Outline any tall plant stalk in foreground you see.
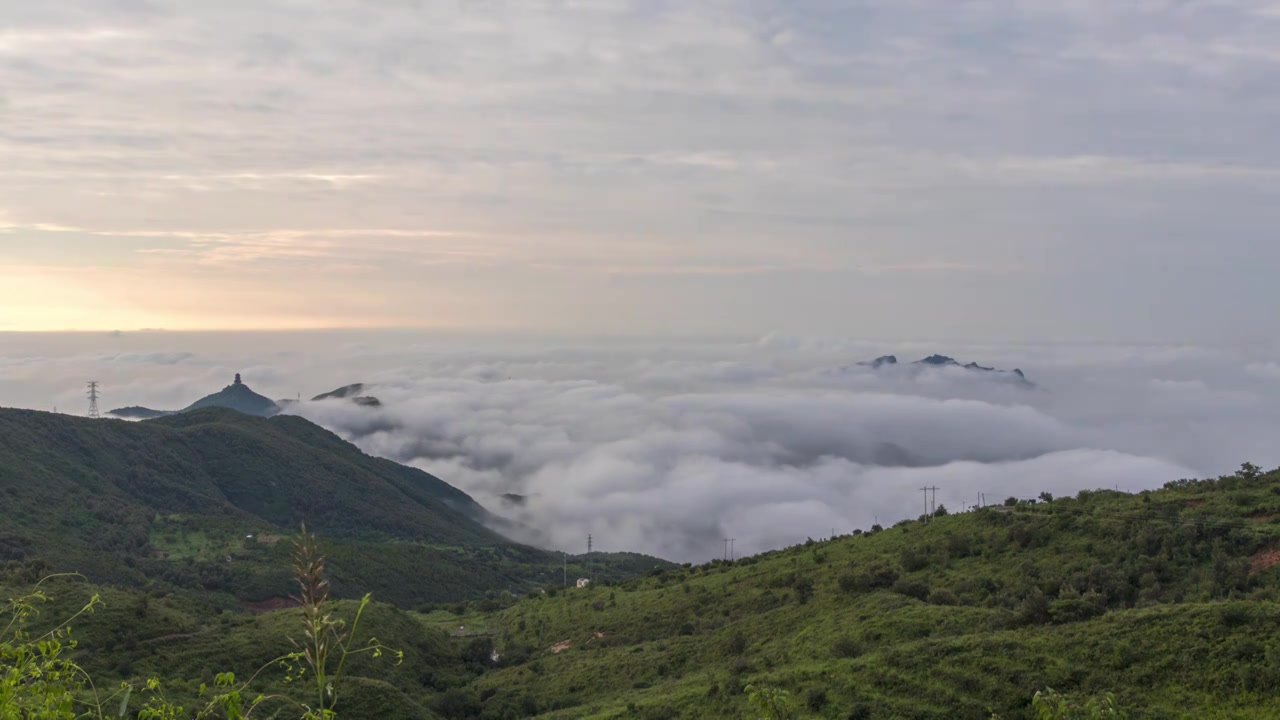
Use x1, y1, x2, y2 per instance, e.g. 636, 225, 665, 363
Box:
136, 525, 401, 719
289, 524, 400, 720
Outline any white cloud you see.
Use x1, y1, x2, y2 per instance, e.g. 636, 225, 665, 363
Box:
8, 332, 1280, 560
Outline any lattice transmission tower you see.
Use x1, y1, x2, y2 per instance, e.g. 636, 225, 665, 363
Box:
87, 381, 101, 419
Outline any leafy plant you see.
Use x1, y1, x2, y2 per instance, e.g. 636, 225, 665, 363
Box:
745, 684, 796, 720
0, 574, 106, 720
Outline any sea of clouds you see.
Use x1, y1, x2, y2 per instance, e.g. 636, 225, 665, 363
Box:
5, 331, 1280, 562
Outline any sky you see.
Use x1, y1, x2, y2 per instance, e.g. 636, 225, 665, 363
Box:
2, 0, 1279, 340
4, 330, 1280, 561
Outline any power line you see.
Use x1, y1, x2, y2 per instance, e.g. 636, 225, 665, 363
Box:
87, 381, 101, 419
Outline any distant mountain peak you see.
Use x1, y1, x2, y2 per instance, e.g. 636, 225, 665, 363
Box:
182, 376, 280, 417
845, 353, 1035, 386
858, 355, 899, 369
111, 377, 381, 420
312, 383, 382, 407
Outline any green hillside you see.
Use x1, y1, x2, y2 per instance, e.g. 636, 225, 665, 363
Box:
439, 464, 1280, 719
0, 408, 670, 606
7, 463, 1280, 719
7, 405, 1280, 718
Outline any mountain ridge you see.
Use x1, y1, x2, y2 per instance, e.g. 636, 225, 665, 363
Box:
0, 407, 672, 604
849, 353, 1035, 385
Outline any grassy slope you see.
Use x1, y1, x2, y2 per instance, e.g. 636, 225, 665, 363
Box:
5, 466, 1280, 719
0, 408, 671, 605
448, 467, 1280, 719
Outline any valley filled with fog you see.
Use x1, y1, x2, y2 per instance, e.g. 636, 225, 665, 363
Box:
6, 330, 1280, 562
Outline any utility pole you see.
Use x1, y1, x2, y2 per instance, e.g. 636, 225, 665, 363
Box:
723, 538, 731, 562
920, 486, 930, 522
730, 538, 736, 562
928, 486, 940, 518
87, 382, 101, 419
587, 534, 594, 583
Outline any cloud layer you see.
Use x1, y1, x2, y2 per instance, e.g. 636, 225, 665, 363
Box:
5, 331, 1279, 561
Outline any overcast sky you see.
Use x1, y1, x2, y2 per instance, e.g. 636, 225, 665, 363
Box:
2, 0, 1278, 339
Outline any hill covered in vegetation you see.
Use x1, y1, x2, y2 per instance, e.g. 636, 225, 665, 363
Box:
441, 463, 1280, 718
7, 464, 1280, 718
0, 407, 670, 606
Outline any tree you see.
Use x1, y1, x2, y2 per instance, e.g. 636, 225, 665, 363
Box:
1237, 462, 1262, 480
746, 685, 796, 720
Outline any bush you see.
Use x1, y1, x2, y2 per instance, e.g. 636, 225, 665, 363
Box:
805, 687, 829, 711
1016, 589, 1052, 626
900, 547, 929, 572
839, 572, 859, 594
845, 562, 899, 593
892, 578, 930, 601
431, 688, 482, 718
726, 632, 748, 656
832, 636, 862, 659
946, 533, 974, 559
928, 588, 959, 606
793, 576, 815, 604
1048, 586, 1106, 624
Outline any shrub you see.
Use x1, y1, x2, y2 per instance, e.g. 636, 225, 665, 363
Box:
832, 636, 862, 659
1048, 586, 1106, 624
892, 578, 930, 601
900, 547, 929, 572
793, 576, 815, 605
845, 562, 899, 593
1016, 588, 1052, 626
805, 687, 829, 711
928, 588, 959, 606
